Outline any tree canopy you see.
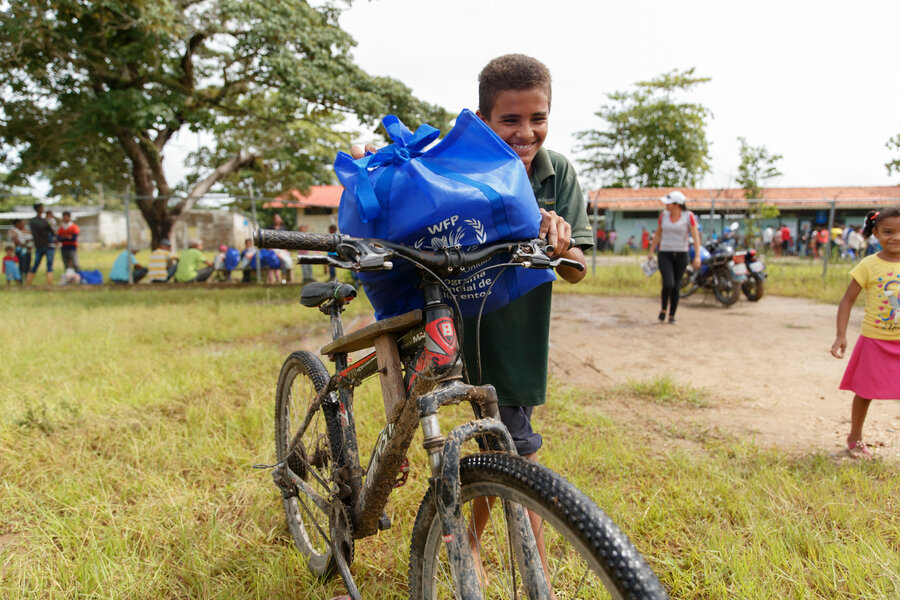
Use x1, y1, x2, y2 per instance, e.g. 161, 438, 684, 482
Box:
736, 137, 783, 200
574, 68, 712, 189
887, 133, 900, 179
0, 0, 451, 245
736, 137, 782, 244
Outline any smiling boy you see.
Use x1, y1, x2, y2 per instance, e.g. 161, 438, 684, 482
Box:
465, 54, 593, 458
351, 54, 593, 459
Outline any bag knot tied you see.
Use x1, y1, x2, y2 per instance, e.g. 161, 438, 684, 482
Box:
351, 115, 441, 222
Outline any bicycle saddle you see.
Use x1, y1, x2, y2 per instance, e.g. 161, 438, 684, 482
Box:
300, 281, 357, 307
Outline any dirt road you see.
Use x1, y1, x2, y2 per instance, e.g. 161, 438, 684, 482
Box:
549, 293, 900, 461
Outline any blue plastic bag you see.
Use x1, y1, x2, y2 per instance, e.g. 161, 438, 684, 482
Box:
77, 269, 103, 285
224, 248, 240, 270
258, 248, 281, 269
335, 110, 554, 320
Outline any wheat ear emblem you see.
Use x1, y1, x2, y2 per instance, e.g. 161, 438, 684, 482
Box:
465, 218, 486, 244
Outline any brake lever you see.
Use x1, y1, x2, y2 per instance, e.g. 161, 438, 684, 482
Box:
550, 257, 585, 272
513, 240, 583, 271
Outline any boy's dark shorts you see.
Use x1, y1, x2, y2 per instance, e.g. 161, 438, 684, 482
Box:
479, 405, 542, 456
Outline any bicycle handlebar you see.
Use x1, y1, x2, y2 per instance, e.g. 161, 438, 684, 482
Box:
252, 229, 584, 273
255, 229, 342, 252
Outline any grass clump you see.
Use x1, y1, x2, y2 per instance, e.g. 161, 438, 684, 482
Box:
623, 375, 710, 408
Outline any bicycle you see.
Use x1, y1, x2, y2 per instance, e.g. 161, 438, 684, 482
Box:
255, 228, 668, 600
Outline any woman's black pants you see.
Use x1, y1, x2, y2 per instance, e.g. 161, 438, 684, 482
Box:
658, 250, 688, 316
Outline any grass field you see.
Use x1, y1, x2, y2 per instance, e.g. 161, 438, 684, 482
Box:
1, 256, 896, 599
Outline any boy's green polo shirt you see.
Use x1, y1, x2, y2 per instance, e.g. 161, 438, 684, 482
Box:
462, 148, 593, 406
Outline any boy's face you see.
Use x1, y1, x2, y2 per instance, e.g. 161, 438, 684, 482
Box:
478, 87, 549, 176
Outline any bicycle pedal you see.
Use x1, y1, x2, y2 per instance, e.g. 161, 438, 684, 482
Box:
377, 512, 392, 531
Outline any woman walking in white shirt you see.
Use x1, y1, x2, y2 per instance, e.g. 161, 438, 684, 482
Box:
647, 191, 702, 324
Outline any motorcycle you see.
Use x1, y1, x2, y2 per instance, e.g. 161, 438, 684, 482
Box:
734, 248, 766, 301
680, 241, 747, 306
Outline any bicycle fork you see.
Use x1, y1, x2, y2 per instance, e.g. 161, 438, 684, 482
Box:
416, 381, 553, 600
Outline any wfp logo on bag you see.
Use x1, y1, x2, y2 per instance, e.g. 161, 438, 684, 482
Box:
414, 216, 487, 249
334, 110, 554, 321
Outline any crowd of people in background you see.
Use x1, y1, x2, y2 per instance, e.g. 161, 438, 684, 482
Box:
4, 200, 886, 288
4, 203, 83, 286
761, 222, 881, 260
4, 204, 340, 286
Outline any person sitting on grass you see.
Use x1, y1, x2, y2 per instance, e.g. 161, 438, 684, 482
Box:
236, 238, 258, 283
110, 248, 147, 284
213, 244, 230, 282
147, 238, 178, 283
174, 239, 213, 283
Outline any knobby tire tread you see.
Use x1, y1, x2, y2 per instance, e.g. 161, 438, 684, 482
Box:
408, 452, 668, 600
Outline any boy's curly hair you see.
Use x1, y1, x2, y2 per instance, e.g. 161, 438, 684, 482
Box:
863, 206, 900, 238
478, 54, 552, 119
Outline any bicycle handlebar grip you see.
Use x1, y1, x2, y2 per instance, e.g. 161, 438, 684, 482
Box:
253, 229, 340, 251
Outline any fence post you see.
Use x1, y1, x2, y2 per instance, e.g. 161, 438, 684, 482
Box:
124, 185, 133, 284
591, 190, 598, 276
249, 187, 262, 283
823, 196, 836, 279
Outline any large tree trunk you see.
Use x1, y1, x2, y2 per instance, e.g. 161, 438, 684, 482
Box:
119, 129, 258, 249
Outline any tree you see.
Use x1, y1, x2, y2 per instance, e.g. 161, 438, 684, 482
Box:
735, 137, 782, 245
0, 0, 450, 247
887, 133, 900, 178
0, 172, 38, 211
574, 68, 712, 188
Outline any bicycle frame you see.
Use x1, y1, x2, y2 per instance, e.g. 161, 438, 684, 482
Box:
274, 277, 550, 600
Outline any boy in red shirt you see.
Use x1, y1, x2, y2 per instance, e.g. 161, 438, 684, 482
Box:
57, 211, 80, 270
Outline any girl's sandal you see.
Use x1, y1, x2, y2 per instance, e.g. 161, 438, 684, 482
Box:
846, 437, 873, 460
658, 311, 666, 323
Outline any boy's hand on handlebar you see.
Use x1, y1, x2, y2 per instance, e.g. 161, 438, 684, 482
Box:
539, 209, 571, 258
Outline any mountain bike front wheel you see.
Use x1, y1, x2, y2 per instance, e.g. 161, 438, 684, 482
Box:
408, 452, 668, 600
275, 350, 342, 578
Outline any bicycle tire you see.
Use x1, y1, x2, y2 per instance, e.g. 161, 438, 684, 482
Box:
408, 453, 668, 600
275, 350, 341, 578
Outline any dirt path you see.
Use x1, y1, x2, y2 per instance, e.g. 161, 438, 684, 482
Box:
549, 293, 900, 461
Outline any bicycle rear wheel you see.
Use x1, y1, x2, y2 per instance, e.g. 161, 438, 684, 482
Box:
275, 350, 340, 578
408, 453, 668, 600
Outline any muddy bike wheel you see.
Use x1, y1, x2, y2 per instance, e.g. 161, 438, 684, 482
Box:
275, 351, 341, 578
408, 453, 668, 600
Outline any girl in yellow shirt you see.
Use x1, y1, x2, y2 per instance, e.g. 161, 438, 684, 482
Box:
831, 207, 900, 459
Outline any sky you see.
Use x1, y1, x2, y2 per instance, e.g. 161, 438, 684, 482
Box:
335, 0, 900, 190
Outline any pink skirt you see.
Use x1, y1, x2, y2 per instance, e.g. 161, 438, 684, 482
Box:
840, 336, 900, 400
